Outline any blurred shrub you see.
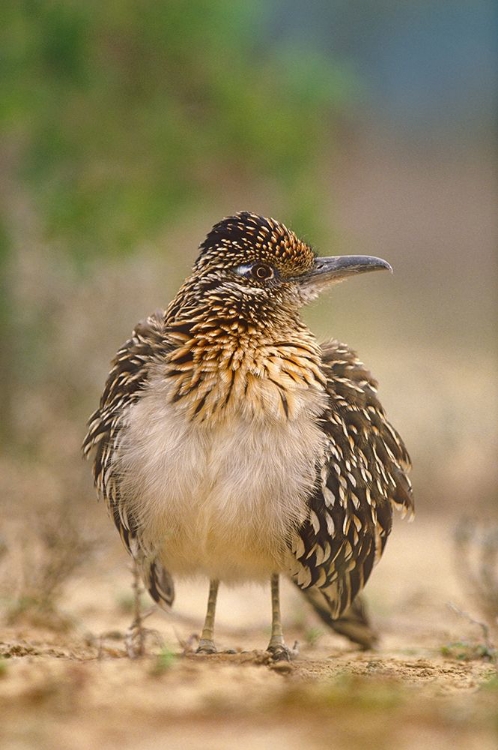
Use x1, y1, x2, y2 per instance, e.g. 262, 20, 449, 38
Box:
0, 0, 348, 260
454, 519, 498, 630
5, 499, 99, 631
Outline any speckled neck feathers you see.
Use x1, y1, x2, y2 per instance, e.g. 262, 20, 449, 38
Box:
161, 309, 327, 424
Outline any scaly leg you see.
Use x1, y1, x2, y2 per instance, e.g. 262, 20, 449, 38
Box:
125, 558, 155, 658
196, 579, 219, 654
267, 573, 289, 660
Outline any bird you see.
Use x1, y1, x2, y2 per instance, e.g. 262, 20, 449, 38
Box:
83, 212, 413, 660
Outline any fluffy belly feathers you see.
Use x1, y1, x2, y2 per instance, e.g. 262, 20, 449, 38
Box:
116, 382, 326, 581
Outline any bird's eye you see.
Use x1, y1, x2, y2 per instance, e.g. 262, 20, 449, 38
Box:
252, 263, 274, 281
233, 262, 276, 282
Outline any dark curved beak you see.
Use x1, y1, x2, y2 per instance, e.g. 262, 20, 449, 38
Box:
297, 254, 392, 296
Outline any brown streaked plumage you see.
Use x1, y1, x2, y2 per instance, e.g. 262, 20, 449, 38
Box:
83, 212, 413, 659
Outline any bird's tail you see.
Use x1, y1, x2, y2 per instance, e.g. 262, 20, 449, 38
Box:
139, 557, 175, 610
295, 584, 378, 649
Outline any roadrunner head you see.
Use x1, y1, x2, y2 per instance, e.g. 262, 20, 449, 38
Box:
195, 212, 391, 305
166, 212, 391, 326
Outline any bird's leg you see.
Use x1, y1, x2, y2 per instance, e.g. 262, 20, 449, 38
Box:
125, 558, 150, 658
267, 573, 289, 660
196, 578, 219, 654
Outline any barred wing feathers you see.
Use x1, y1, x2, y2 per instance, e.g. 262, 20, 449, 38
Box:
82, 312, 175, 609
291, 340, 413, 619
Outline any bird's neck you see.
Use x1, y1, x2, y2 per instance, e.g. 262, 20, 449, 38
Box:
162, 304, 327, 424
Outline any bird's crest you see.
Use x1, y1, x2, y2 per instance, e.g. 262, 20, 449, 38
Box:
195, 212, 315, 277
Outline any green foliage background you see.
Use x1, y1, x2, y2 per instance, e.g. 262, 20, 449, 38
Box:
1, 0, 348, 259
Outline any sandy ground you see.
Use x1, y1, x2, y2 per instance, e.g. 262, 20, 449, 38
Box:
1, 518, 497, 750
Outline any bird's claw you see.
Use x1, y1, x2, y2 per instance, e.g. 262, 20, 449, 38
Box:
195, 638, 217, 654
267, 640, 299, 662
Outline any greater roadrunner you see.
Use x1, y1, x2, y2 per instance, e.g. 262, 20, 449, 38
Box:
83, 212, 413, 659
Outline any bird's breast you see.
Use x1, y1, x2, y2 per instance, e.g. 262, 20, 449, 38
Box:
163, 334, 327, 423
116, 370, 327, 581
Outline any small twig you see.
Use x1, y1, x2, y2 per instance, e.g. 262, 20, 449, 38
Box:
97, 634, 105, 661
291, 640, 300, 657
453, 519, 498, 626
447, 602, 495, 654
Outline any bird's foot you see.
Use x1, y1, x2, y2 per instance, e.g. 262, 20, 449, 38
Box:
196, 638, 217, 654
195, 640, 238, 655
266, 640, 299, 662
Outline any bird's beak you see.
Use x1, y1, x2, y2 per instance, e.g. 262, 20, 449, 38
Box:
297, 255, 392, 299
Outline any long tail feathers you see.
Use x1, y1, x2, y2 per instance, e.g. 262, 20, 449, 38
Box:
296, 584, 378, 649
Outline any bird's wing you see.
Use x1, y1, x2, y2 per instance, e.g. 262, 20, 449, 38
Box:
82, 311, 175, 608
290, 339, 413, 619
